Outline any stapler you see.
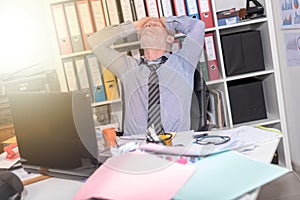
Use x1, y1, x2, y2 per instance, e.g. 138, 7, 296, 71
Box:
246, 0, 265, 19
4, 143, 20, 160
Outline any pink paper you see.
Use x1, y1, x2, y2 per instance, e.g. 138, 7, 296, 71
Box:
73, 152, 195, 200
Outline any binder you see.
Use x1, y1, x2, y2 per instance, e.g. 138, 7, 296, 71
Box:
144, 0, 160, 17
62, 59, 78, 91
130, 0, 138, 21
51, 4, 73, 55
133, 0, 147, 20
197, 0, 214, 28
216, 88, 227, 127
172, 0, 187, 16
207, 92, 217, 128
74, 57, 90, 89
211, 89, 223, 128
199, 49, 209, 82
64, 2, 85, 52
185, 0, 200, 19
103, 0, 123, 25
204, 33, 220, 80
76, 0, 95, 50
157, 0, 174, 17
120, 0, 135, 21
89, 0, 107, 31
100, 65, 120, 100
86, 55, 107, 102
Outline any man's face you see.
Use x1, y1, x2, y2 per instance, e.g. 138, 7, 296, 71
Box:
139, 18, 171, 51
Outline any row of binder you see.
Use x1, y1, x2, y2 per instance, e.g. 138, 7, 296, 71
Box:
62, 54, 120, 103
207, 88, 227, 129
174, 32, 220, 81
51, 0, 215, 55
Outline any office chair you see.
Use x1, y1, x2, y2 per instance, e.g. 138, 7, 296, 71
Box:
190, 62, 211, 131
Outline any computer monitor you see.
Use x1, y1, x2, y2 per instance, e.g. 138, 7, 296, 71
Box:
8, 91, 99, 180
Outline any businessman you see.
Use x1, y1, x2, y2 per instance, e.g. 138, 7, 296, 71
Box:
87, 15, 205, 135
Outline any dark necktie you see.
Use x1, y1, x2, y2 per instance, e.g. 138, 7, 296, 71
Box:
147, 63, 163, 134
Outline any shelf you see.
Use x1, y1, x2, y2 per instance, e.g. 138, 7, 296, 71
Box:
217, 17, 268, 30
206, 78, 224, 85
91, 99, 122, 107
225, 70, 274, 81
233, 118, 281, 128
60, 50, 92, 59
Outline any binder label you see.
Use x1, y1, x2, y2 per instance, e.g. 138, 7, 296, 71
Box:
205, 35, 216, 60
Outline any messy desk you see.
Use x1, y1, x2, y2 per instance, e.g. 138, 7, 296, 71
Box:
2, 126, 289, 200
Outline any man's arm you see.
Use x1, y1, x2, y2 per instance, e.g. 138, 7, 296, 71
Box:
165, 15, 205, 67
87, 22, 137, 77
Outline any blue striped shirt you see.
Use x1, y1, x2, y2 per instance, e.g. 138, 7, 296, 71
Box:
88, 16, 205, 135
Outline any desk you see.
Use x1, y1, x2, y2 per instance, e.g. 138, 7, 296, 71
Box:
21, 138, 281, 200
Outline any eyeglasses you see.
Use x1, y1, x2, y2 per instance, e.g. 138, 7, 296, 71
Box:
195, 135, 230, 145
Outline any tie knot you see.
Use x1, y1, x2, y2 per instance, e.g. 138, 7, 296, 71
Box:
148, 64, 159, 71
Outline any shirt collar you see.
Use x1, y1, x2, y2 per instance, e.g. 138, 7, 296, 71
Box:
139, 52, 171, 66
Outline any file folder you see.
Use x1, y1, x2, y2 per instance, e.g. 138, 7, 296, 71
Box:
199, 49, 209, 81
204, 32, 220, 80
90, 0, 107, 31
76, 0, 95, 50
197, 0, 214, 28
174, 151, 288, 200
103, 0, 123, 25
120, 0, 135, 21
172, 0, 187, 16
51, 4, 73, 55
144, 0, 160, 17
74, 57, 90, 89
211, 88, 223, 128
185, 0, 200, 19
73, 152, 195, 200
133, 0, 147, 20
86, 55, 107, 102
157, 0, 174, 17
100, 65, 120, 101
64, 2, 85, 52
62, 59, 78, 91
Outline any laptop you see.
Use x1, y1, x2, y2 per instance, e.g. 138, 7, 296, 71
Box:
8, 91, 100, 180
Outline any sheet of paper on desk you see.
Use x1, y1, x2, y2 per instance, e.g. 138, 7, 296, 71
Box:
215, 126, 282, 151
173, 151, 289, 200
140, 126, 282, 157
73, 152, 195, 200
0, 151, 20, 169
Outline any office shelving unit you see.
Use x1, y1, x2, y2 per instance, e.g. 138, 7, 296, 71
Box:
208, 0, 291, 169
48, 0, 292, 169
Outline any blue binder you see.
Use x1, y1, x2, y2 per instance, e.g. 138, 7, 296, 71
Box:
185, 0, 200, 19
86, 54, 107, 102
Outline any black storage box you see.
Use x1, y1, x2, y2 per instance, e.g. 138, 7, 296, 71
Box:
228, 78, 267, 124
221, 30, 265, 76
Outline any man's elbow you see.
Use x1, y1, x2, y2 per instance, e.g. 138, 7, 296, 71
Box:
87, 32, 101, 51
195, 19, 205, 33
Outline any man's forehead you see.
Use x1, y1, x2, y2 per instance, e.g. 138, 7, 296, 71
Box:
146, 18, 162, 24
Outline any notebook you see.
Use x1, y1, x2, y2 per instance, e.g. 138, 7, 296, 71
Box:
8, 91, 99, 180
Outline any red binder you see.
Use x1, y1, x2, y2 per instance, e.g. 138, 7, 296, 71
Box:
197, 0, 214, 28
51, 4, 73, 55
76, 0, 95, 50
204, 32, 220, 80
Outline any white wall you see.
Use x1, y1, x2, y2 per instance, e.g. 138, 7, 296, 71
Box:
272, 1, 300, 171
0, 0, 67, 90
